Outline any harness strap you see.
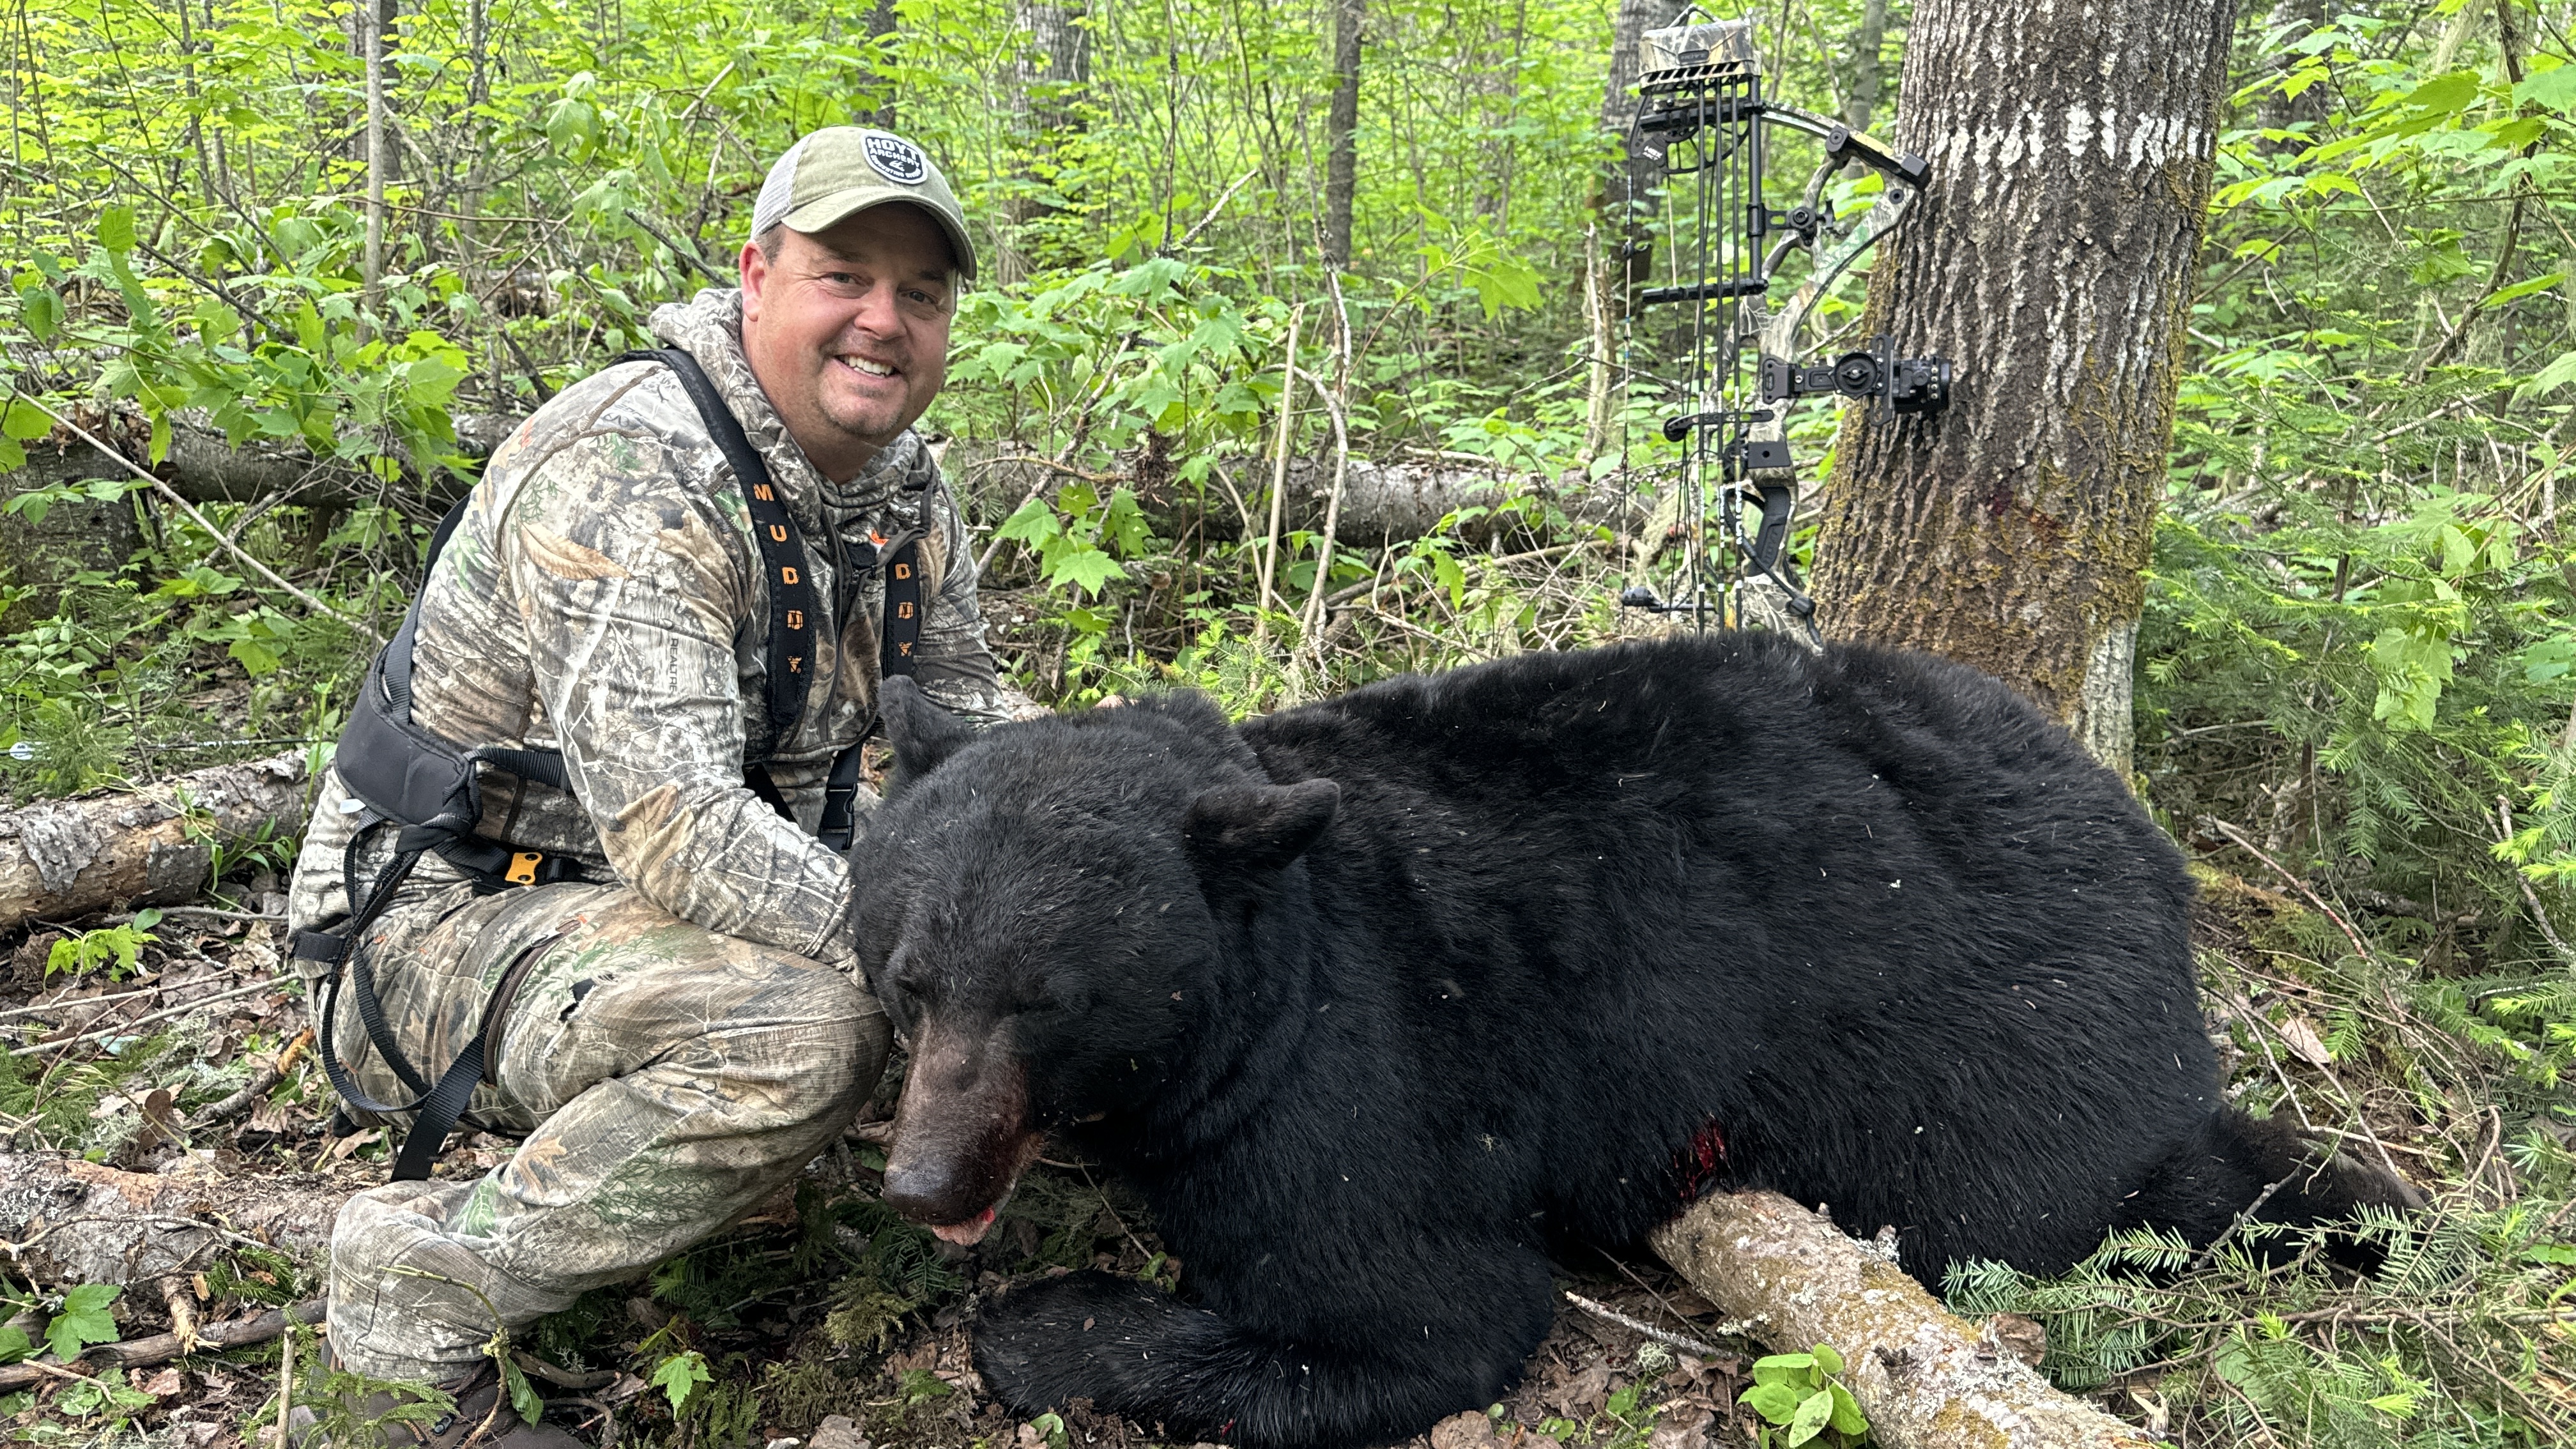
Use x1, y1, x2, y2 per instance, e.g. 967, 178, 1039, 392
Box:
625, 347, 818, 744
381, 932, 558, 1183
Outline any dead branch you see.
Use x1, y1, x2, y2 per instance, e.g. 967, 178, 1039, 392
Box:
0, 749, 311, 932
1653, 1191, 2158, 1449
0, 1297, 325, 1392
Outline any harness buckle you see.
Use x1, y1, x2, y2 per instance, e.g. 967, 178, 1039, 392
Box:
506, 851, 544, 887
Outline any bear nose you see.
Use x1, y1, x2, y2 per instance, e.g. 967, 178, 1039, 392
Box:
880, 1149, 966, 1220
879, 1018, 1033, 1227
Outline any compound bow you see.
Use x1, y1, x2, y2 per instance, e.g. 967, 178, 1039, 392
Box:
1611, 14, 1952, 638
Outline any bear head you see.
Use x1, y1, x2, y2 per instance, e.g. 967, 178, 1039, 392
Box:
848, 677, 1338, 1245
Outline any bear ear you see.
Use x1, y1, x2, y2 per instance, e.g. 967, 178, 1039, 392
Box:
1183, 778, 1340, 875
880, 675, 974, 797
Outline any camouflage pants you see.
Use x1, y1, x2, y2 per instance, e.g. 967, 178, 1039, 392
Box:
322, 880, 889, 1383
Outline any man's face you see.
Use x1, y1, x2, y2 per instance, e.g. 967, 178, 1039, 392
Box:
739, 204, 955, 482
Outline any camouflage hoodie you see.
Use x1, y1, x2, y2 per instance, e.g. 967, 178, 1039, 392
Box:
286, 288, 1015, 972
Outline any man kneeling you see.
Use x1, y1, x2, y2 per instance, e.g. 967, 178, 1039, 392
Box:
284, 125, 1021, 1446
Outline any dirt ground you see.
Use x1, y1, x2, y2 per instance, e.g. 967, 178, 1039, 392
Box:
0, 910, 1771, 1449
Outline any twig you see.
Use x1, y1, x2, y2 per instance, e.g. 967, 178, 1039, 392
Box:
194, 1026, 314, 1128
1560, 1290, 1752, 1357
1170, 170, 1259, 252
0, 977, 176, 1022
1, 392, 379, 642
2187, 1169, 2297, 1272
1254, 308, 1302, 641
624, 209, 727, 284
8, 976, 291, 1057
0, 1300, 325, 1393
1290, 360, 1353, 661
2494, 796, 2576, 963
277, 1312, 295, 1449
2203, 818, 2375, 966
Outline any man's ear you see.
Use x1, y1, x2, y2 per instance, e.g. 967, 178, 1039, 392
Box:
1183, 779, 1340, 876
880, 675, 974, 797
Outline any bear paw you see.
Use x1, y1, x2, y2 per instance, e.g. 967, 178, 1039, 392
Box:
973, 1271, 1203, 1425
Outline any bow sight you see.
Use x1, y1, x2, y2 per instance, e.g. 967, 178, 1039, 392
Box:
1613, 15, 1952, 634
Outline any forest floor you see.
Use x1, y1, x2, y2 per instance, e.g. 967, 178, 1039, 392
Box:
0, 866, 2564, 1448
0, 903, 1766, 1449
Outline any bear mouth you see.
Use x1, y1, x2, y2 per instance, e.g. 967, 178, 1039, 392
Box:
928, 1202, 1002, 1246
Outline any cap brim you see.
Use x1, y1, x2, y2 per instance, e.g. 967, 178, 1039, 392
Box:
782, 187, 978, 282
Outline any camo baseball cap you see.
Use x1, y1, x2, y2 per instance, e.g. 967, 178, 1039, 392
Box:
749, 126, 977, 281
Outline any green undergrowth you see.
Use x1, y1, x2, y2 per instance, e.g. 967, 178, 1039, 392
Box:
1929, 870, 2576, 1447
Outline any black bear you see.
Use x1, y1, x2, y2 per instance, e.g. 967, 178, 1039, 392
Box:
846, 634, 2412, 1449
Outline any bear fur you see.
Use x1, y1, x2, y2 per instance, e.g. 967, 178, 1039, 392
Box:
847, 634, 2413, 1449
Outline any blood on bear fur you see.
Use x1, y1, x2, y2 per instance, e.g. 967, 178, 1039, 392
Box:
846, 634, 2414, 1449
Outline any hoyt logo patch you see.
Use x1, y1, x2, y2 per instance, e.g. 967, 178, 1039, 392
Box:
864, 133, 928, 185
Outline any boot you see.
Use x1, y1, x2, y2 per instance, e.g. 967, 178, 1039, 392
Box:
288, 1347, 582, 1448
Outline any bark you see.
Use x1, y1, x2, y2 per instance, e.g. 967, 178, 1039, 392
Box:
1321, 0, 1364, 268
1653, 1192, 2157, 1449
1597, 0, 1690, 278
1809, 0, 2237, 778
0, 750, 312, 932
999, 3, 1090, 285
2254, 0, 2329, 148
0, 1150, 341, 1291
1844, 0, 1890, 134
867, 0, 901, 129
360, 0, 389, 325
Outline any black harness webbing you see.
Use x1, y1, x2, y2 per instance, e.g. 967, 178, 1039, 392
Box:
298, 345, 925, 1180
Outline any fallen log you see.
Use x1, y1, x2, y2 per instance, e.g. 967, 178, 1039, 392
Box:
1652, 1191, 2156, 1449
4, 404, 519, 510
0, 748, 312, 932
0, 1296, 325, 1390
0, 1151, 342, 1291
949, 443, 1651, 548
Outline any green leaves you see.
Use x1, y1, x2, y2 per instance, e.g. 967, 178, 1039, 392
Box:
995, 482, 1156, 601
2512, 56, 2576, 114
97, 205, 136, 254
650, 1348, 710, 1413
45, 1284, 122, 1361
47, 923, 157, 980
1738, 1345, 1867, 1448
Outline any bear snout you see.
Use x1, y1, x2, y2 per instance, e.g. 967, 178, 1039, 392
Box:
882, 1018, 1039, 1243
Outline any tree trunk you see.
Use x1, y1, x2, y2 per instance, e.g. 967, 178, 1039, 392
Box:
1321, 0, 1364, 268
0, 751, 312, 931
0, 1151, 342, 1292
868, 0, 901, 130
360, 0, 391, 327
2253, 0, 2328, 148
1843, 0, 1889, 134
1654, 1192, 2158, 1449
1597, 0, 1689, 279
1809, 0, 2238, 778
997, 3, 1089, 285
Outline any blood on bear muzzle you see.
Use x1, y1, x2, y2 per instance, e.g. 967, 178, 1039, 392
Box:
881, 1017, 1040, 1245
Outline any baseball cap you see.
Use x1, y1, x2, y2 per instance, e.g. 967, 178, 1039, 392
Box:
749, 127, 977, 281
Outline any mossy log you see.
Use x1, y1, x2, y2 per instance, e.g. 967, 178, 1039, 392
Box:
1652, 1191, 2157, 1449
0, 750, 312, 931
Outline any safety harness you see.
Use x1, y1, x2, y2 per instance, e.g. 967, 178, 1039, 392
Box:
290, 346, 925, 1181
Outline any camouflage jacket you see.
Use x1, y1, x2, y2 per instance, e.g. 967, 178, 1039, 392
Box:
288, 288, 1018, 972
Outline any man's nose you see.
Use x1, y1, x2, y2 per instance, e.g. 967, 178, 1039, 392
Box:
842, 279, 905, 341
